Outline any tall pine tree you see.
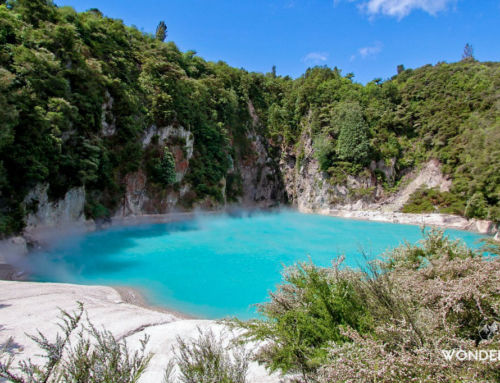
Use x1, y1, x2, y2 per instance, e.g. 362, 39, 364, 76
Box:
155, 21, 167, 42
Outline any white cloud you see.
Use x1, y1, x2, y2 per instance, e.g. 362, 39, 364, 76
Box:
337, 0, 456, 19
302, 52, 329, 64
357, 41, 383, 59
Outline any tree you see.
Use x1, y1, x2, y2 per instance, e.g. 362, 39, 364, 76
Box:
334, 102, 371, 165
155, 146, 176, 186
464, 192, 488, 219
314, 134, 336, 172
88, 8, 103, 17
164, 328, 250, 383
397, 64, 405, 74
462, 43, 474, 61
155, 21, 167, 42
271, 65, 277, 78
10, 0, 56, 26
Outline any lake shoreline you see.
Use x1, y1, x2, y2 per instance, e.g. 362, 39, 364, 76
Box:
0, 208, 497, 283
0, 280, 277, 382
112, 285, 196, 320
114, 209, 498, 236
299, 208, 498, 236
18, 207, 500, 245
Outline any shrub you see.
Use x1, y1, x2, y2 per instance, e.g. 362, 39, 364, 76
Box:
153, 146, 177, 186
402, 187, 465, 216
84, 199, 110, 220
313, 134, 336, 172
226, 173, 243, 202
236, 260, 372, 380
0, 303, 152, 383
465, 191, 489, 219
237, 230, 500, 383
164, 328, 250, 383
323, 231, 500, 383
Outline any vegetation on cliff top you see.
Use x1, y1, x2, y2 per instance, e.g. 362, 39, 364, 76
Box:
0, 0, 499, 235
0, 0, 260, 234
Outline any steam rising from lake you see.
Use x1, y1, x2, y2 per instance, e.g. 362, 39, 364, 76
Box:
25, 210, 485, 319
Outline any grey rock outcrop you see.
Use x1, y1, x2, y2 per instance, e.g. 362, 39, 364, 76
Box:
142, 125, 194, 159
23, 184, 86, 231
279, 128, 381, 212
101, 90, 116, 137
235, 101, 285, 207
381, 158, 452, 212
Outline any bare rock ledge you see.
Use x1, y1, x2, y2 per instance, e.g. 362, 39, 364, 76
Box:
301, 208, 497, 235
0, 281, 279, 383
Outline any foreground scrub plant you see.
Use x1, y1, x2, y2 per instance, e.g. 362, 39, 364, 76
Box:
0, 303, 152, 383
237, 230, 500, 383
235, 258, 373, 382
164, 328, 250, 383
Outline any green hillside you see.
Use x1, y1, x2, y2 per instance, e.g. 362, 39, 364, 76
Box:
1, 0, 499, 235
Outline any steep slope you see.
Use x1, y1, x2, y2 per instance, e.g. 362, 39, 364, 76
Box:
0, 1, 499, 236
269, 63, 500, 224
0, 1, 285, 235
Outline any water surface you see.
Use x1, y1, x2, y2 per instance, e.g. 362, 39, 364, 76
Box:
28, 211, 486, 319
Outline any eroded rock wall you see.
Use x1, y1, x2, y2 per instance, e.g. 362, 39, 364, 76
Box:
23, 184, 86, 231
19, 103, 498, 237
113, 125, 195, 217
236, 101, 286, 207
279, 128, 384, 212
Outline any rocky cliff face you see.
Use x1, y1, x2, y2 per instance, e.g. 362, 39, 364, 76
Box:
279, 128, 384, 212
19, 107, 286, 229
20, 104, 497, 237
23, 95, 455, 226
114, 125, 195, 217
113, 102, 286, 218
380, 159, 452, 212
274, 128, 498, 235
236, 101, 286, 207
277, 126, 458, 215
23, 184, 87, 232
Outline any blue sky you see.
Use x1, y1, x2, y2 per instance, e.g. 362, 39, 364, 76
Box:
55, 0, 500, 83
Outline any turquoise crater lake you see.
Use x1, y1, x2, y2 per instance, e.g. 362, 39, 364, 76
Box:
27, 211, 486, 319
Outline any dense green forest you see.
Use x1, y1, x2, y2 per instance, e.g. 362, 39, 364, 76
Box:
0, 0, 499, 235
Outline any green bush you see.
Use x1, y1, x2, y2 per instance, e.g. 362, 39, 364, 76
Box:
164, 328, 249, 383
237, 261, 372, 378
85, 200, 110, 220
402, 187, 465, 215
464, 191, 488, 219
0, 303, 152, 383
334, 102, 371, 165
226, 173, 243, 202
313, 134, 336, 172
237, 231, 500, 383
153, 146, 177, 186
